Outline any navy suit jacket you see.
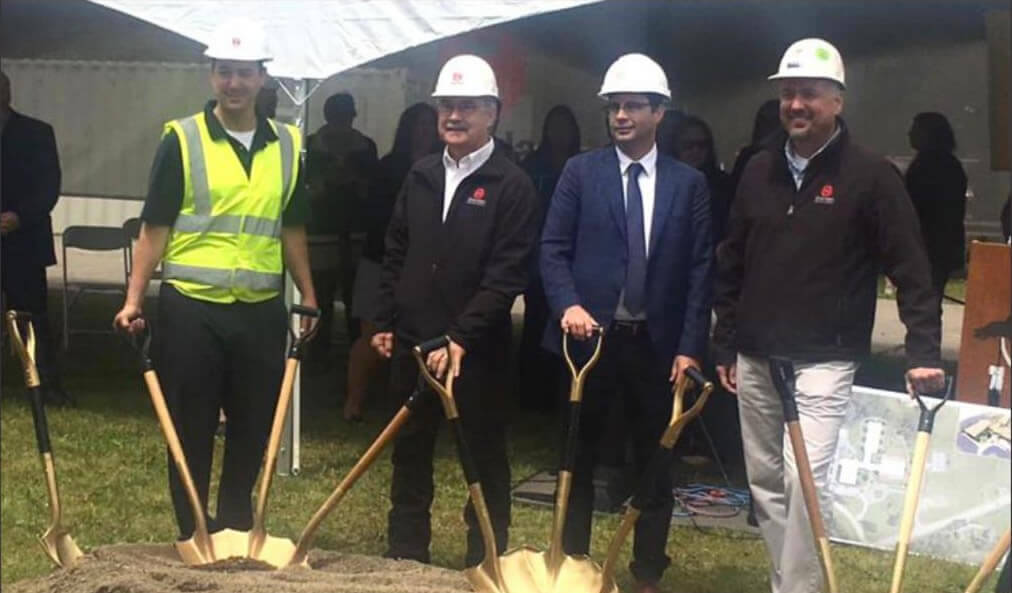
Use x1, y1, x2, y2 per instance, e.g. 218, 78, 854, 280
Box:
1, 111, 60, 269
539, 146, 713, 365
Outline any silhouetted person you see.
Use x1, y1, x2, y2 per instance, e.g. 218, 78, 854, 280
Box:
672, 115, 733, 246
518, 105, 581, 412
305, 93, 378, 359
344, 102, 440, 421
655, 108, 685, 158
905, 112, 967, 316
729, 99, 780, 195
0, 70, 71, 406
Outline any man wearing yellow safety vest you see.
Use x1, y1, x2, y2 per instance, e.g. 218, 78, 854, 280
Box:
113, 19, 317, 540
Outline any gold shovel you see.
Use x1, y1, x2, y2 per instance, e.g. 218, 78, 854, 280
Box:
5, 311, 85, 568
284, 381, 431, 568
888, 378, 953, 593
412, 336, 509, 593
769, 357, 839, 593
599, 367, 714, 592
207, 305, 320, 566
494, 329, 613, 593
132, 323, 215, 565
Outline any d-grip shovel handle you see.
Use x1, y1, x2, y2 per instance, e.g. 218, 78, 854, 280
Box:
770, 357, 800, 421
286, 305, 321, 358
5, 312, 50, 454
600, 369, 714, 592
912, 377, 953, 433
411, 337, 505, 588
631, 369, 714, 508
560, 329, 603, 471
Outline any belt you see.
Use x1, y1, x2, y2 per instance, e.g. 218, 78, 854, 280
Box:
610, 320, 647, 336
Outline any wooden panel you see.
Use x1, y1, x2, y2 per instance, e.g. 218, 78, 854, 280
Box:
957, 241, 1011, 406
987, 10, 1010, 171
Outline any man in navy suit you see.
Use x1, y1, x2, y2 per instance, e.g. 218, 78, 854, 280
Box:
0, 71, 71, 406
540, 54, 713, 593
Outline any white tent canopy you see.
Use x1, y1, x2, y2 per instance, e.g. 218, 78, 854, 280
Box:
88, 0, 603, 82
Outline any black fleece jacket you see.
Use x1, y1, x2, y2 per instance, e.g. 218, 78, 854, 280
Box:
373, 146, 539, 354
713, 120, 941, 369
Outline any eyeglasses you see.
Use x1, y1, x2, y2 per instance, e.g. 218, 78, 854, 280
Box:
603, 101, 651, 115
435, 98, 481, 115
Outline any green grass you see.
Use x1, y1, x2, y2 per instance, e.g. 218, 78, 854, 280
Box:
0, 296, 998, 592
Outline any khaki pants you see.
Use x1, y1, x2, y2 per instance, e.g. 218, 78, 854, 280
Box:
737, 353, 856, 593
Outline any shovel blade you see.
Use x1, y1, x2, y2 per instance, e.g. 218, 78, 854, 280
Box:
249, 533, 298, 569
482, 547, 616, 593
174, 537, 213, 566
39, 527, 83, 568
210, 528, 249, 561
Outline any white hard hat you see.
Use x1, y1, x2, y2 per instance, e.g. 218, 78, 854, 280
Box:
432, 55, 499, 99
598, 53, 671, 100
204, 18, 273, 62
768, 38, 845, 88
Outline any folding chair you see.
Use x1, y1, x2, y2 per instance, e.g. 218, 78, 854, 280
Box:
60, 225, 130, 350
122, 217, 162, 281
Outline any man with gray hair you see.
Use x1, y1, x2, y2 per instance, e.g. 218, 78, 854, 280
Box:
714, 38, 944, 593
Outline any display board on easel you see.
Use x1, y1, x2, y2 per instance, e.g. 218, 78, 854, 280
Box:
957, 241, 1011, 408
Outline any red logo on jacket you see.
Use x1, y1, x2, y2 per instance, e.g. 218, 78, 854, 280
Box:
815, 184, 835, 205
466, 187, 487, 206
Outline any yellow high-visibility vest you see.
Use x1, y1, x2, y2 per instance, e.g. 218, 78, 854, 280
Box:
161, 112, 301, 303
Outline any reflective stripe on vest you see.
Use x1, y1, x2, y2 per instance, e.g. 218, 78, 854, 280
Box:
161, 261, 282, 292
161, 112, 300, 303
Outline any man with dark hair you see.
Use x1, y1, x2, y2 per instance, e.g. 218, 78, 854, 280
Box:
113, 19, 316, 539
714, 38, 943, 593
305, 92, 378, 360
0, 70, 71, 406
541, 53, 713, 593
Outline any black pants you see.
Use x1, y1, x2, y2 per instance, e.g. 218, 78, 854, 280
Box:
1, 262, 60, 385
155, 284, 286, 537
563, 323, 674, 584
385, 342, 511, 567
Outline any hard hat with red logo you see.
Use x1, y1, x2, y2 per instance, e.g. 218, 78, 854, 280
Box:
598, 53, 671, 100
768, 38, 845, 88
431, 55, 499, 99
203, 18, 273, 62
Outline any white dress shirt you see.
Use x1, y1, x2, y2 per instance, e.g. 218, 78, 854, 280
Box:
615, 143, 658, 258
442, 138, 495, 222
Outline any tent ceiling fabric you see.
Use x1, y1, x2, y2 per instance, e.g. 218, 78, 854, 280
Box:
86, 0, 604, 80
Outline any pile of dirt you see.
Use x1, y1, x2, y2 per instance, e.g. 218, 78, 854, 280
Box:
4, 544, 473, 593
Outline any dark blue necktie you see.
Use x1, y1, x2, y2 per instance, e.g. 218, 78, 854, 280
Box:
624, 162, 646, 315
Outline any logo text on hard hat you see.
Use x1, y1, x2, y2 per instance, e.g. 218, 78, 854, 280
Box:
451, 72, 463, 83
232, 37, 242, 47
815, 47, 831, 61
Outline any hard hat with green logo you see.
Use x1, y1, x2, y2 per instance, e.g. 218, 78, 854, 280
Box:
768, 38, 845, 89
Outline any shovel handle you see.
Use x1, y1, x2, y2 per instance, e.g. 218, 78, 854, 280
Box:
913, 377, 954, 433
964, 528, 1011, 593
416, 335, 450, 356
5, 313, 52, 454
287, 305, 321, 358
292, 386, 429, 565
769, 357, 800, 421
562, 328, 603, 403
